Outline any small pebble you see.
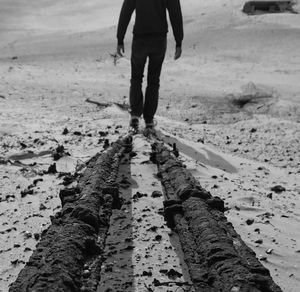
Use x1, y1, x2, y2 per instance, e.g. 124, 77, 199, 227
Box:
246, 218, 254, 225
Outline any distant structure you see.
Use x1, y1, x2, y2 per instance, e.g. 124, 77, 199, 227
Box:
243, 1, 297, 14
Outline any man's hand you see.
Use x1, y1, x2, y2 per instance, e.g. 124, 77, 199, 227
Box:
117, 44, 125, 57
174, 46, 182, 60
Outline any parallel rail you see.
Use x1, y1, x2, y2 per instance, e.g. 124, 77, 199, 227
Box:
9, 134, 132, 292
150, 135, 282, 292
9, 131, 282, 292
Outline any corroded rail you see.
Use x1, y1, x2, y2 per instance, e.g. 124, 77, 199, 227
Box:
151, 141, 282, 292
9, 135, 132, 292
8, 130, 283, 292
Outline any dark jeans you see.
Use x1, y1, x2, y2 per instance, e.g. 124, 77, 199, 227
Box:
130, 36, 167, 123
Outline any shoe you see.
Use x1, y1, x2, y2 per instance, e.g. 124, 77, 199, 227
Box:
145, 119, 157, 129
129, 116, 139, 131
143, 120, 157, 137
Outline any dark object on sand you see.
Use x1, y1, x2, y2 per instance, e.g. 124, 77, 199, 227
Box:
151, 191, 162, 198
53, 145, 70, 161
103, 139, 110, 149
152, 141, 282, 291
243, 1, 297, 15
9, 135, 132, 292
271, 185, 286, 193
62, 127, 69, 135
45, 163, 57, 174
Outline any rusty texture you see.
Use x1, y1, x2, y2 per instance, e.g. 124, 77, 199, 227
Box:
9, 135, 132, 292
151, 141, 282, 292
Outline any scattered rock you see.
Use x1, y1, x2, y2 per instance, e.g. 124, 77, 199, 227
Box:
246, 218, 254, 225
151, 191, 162, 198
62, 127, 69, 135
266, 249, 273, 255
21, 188, 34, 198
6, 194, 16, 201
132, 192, 147, 201
34, 233, 40, 241
45, 163, 57, 174
154, 235, 162, 241
166, 268, 182, 279
20, 142, 27, 149
33, 178, 43, 186
271, 185, 286, 193
103, 139, 110, 149
23, 231, 32, 239
254, 228, 260, 234
147, 226, 158, 232
129, 151, 137, 158
0, 227, 17, 234
259, 256, 267, 261
39, 203, 47, 211
257, 212, 274, 219
99, 131, 108, 137
53, 145, 69, 161
11, 259, 20, 265
142, 270, 153, 277
255, 239, 263, 244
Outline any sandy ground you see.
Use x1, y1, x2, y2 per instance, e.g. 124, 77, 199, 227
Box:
0, 0, 299, 291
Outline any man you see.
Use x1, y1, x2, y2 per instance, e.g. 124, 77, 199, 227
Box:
117, 0, 183, 131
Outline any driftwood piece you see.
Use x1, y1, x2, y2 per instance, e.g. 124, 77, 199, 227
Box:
85, 98, 129, 111
9, 135, 132, 292
151, 141, 282, 292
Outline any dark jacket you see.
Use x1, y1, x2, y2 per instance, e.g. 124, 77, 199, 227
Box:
117, 0, 183, 47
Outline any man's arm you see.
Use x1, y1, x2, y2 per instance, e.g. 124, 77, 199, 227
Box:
117, 0, 135, 55
167, 0, 183, 59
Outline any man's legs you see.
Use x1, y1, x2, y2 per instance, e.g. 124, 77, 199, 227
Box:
143, 37, 167, 124
130, 39, 148, 119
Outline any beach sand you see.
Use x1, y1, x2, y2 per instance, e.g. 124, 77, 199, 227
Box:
0, 0, 299, 291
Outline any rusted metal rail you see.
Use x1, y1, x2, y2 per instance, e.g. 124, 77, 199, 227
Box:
151, 140, 282, 292
9, 135, 132, 292
9, 129, 283, 292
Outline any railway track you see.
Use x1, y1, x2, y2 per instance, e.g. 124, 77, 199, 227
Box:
9, 131, 282, 292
